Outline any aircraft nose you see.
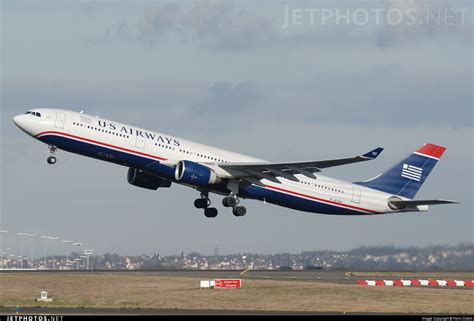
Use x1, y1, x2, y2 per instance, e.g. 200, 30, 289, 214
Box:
12, 114, 35, 136
13, 114, 25, 128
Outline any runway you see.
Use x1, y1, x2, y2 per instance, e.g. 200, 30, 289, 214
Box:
2, 269, 470, 285
116, 269, 354, 283
0, 307, 389, 315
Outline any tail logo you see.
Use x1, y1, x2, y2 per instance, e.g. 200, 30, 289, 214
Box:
401, 164, 422, 181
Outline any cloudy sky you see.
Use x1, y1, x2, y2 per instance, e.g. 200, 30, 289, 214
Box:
1, 0, 472, 257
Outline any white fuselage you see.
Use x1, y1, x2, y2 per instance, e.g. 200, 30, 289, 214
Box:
13, 108, 408, 215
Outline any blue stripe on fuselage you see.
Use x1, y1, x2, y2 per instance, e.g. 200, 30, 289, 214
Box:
240, 184, 367, 215
39, 134, 370, 216
38, 134, 176, 178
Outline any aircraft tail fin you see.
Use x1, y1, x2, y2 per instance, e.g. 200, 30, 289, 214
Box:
355, 143, 446, 199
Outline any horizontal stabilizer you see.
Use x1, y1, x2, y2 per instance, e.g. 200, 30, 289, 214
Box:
361, 147, 384, 159
389, 199, 459, 209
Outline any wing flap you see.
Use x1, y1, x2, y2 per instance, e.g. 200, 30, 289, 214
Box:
244, 169, 281, 184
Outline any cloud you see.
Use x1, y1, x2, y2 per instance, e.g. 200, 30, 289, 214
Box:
2, 66, 471, 142
98, 0, 472, 52
100, 1, 278, 52
229, 69, 472, 129
181, 2, 278, 52
375, 0, 472, 48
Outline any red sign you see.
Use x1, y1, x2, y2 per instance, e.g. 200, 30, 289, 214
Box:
214, 279, 241, 289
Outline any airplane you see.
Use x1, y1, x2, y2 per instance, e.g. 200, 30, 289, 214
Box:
13, 108, 458, 218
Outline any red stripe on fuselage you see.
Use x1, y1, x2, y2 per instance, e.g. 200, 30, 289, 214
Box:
264, 184, 381, 214
34, 131, 168, 161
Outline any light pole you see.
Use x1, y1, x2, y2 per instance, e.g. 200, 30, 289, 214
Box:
80, 255, 87, 270
9, 254, 15, 269
49, 237, 59, 270
73, 242, 82, 270
5, 249, 12, 269
74, 257, 82, 270
84, 249, 93, 270
40, 236, 50, 269
0, 230, 7, 270
16, 233, 26, 269
62, 240, 72, 269
25, 234, 37, 269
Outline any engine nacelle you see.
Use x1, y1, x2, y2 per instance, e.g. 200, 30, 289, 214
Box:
175, 160, 220, 186
127, 168, 172, 190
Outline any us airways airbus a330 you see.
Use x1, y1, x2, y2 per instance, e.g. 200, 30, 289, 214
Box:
13, 109, 458, 218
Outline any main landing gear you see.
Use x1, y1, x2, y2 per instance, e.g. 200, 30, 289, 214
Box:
194, 192, 218, 218
194, 190, 247, 218
47, 145, 57, 164
194, 186, 247, 217
222, 195, 247, 217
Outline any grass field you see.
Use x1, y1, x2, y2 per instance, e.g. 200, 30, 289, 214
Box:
0, 272, 472, 314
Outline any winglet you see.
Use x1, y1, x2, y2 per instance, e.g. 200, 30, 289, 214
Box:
361, 147, 384, 160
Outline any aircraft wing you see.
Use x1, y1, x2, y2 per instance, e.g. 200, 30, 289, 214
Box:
219, 147, 383, 183
389, 199, 459, 209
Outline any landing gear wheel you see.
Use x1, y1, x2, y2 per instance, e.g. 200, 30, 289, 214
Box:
232, 206, 247, 217
47, 145, 58, 164
47, 156, 57, 165
204, 208, 218, 218
194, 198, 208, 209
222, 196, 237, 208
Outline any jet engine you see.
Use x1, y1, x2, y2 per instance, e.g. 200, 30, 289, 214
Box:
175, 160, 220, 186
127, 168, 172, 190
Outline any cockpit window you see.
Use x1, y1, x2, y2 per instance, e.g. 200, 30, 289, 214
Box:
25, 111, 41, 117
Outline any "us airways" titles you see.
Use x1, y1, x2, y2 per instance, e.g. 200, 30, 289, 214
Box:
97, 120, 180, 146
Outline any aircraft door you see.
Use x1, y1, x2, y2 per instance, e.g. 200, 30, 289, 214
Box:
54, 112, 66, 129
351, 187, 361, 204
135, 135, 145, 149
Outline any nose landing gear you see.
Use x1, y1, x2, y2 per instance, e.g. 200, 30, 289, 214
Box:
47, 145, 57, 164
47, 156, 57, 164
